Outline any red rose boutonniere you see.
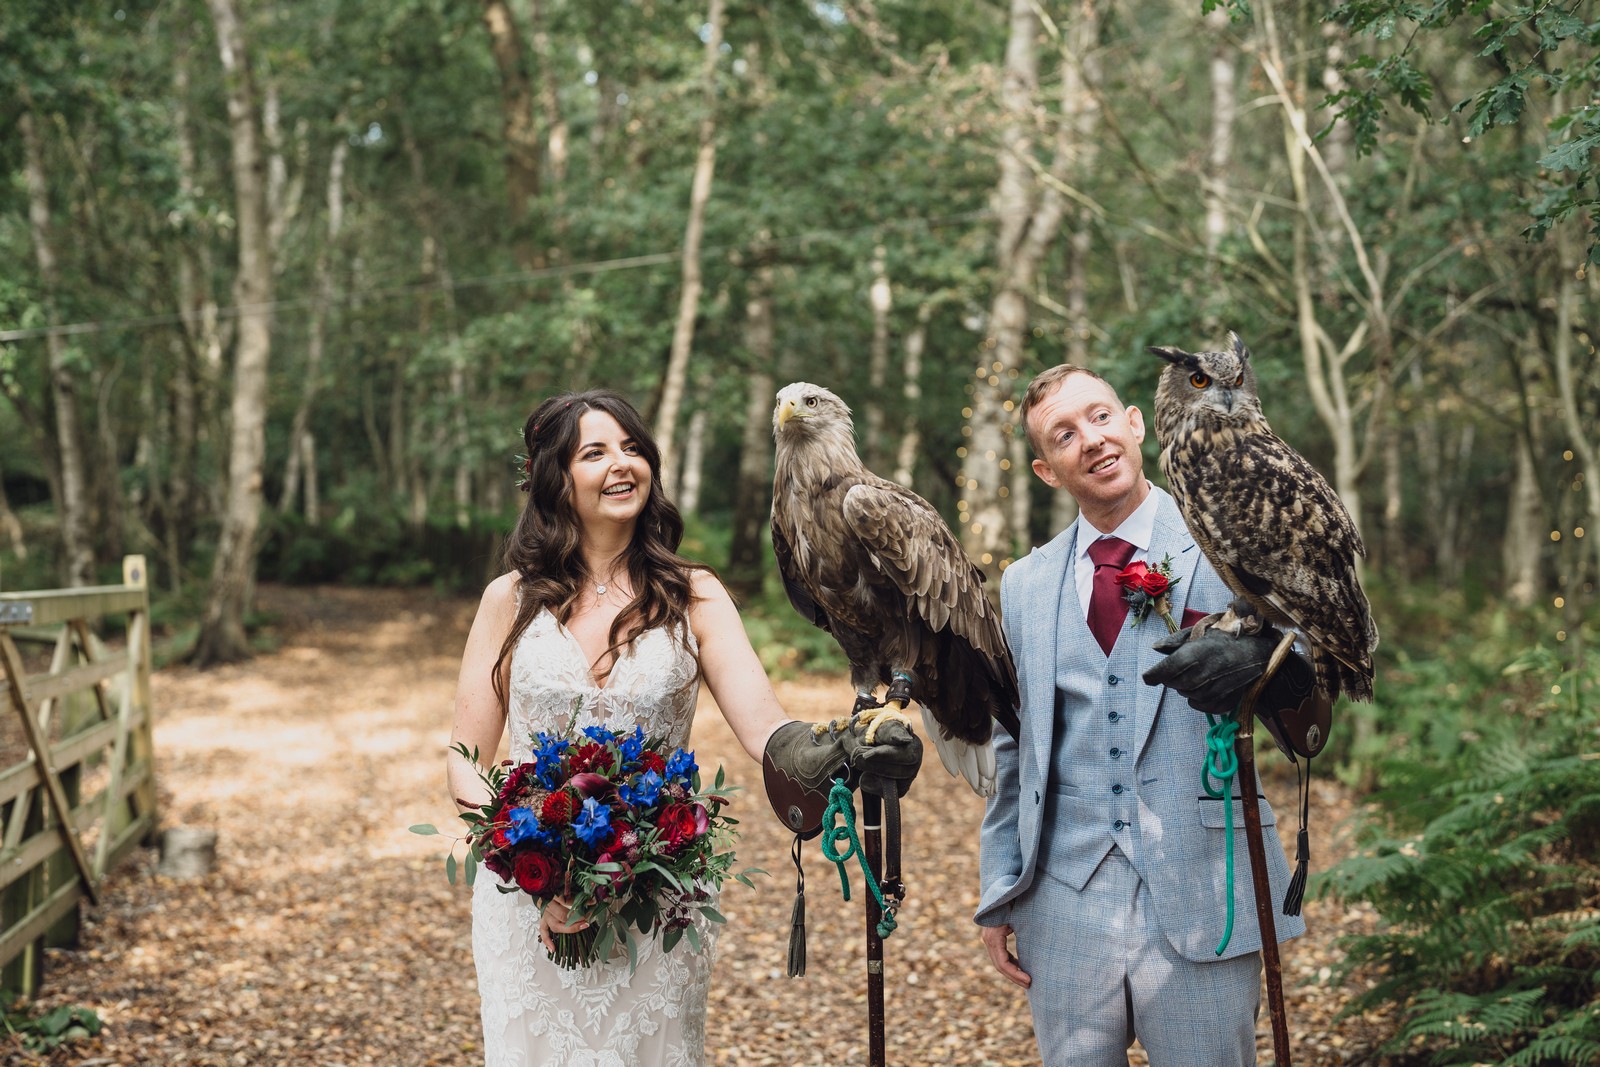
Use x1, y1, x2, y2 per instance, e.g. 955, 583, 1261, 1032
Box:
1115, 555, 1181, 633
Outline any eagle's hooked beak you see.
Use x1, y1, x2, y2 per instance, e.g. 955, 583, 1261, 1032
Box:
776, 398, 800, 428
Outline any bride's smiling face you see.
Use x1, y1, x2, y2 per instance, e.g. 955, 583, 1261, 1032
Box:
567, 410, 651, 531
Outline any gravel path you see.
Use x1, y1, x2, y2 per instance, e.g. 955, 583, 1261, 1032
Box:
5, 585, 1387, 1066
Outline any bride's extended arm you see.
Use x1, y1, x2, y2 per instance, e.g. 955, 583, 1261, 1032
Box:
448, 571, 518, 812
686, 570, 791, 763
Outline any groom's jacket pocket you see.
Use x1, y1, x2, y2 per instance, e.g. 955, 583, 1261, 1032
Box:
1196, 795, 1276, 828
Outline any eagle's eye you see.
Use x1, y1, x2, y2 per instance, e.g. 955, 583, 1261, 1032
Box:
1233, 372, 1244, 387
805, 396, 818, 407
1190, 372, 1211, 389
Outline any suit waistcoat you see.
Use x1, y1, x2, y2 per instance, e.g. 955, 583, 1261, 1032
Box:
1040, 574, 1150, 891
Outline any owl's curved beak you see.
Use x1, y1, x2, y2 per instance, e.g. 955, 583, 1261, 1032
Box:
1218, 388, 1237, 414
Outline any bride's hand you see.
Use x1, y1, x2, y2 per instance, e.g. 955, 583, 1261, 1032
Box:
539, 897, 591, 953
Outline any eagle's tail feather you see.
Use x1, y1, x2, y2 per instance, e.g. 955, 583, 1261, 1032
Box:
921, 705, 997, 798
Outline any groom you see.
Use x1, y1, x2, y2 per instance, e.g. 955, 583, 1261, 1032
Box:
975, 365, 1310, 1066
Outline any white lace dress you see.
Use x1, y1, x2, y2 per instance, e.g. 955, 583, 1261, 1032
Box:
472, 609, 718, 1067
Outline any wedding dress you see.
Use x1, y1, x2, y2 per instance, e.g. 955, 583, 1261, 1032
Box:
472, 607, 717, 1067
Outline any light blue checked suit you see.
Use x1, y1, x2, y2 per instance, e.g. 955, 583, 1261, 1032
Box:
977, 486, 1305, 1066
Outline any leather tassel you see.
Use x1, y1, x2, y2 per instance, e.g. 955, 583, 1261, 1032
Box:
786, 834, 807, 977
787, 886, 808, 977
1282, 827, 1309, 917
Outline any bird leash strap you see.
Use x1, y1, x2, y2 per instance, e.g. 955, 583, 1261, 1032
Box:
821, 778, 903, 938
1201, 712, 1241, 956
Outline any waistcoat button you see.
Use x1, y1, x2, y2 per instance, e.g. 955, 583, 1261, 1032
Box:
1108, 674, 1120, 686
1112, 819, 1126, 831
1110, 747, 1122, 759
1112, 783, 1124, 795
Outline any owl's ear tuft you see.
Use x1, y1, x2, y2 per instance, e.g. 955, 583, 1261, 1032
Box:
1148, 345, 1197, 368
1227, 331, 1251, 363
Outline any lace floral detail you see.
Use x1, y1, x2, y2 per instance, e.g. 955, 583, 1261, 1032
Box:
474, 609, 715, 1067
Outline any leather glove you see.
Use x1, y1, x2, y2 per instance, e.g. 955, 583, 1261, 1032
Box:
1142, 615, 1316, 719
840, 718, 923, 799
763, 721, 849, 838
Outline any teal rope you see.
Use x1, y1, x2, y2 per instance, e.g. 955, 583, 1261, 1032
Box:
1202, 712, 1240, 956
819, 779, 899, 937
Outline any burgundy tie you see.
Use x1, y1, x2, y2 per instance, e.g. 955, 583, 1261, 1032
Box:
1087, 536, 1137, 656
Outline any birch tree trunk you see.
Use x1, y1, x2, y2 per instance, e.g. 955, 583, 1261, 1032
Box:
19, 105, 95, 588
280, 135, 346, 522
864, 244, 892, 471
0, 459, 26, 564
654, 0, 724, 497
1502, 426, 1544, 607
1203, 7, 1237, 260
892, 301, 931, 489
679, 404, 709, 517
194, 0, 276, 667
962, 0, 1069, 576
1552, 224, 1600, 587
172, 37, 226, 549
727, 253, 776, 602
481, 0, 542, 270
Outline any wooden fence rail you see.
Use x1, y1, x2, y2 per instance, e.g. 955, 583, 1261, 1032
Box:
0, 556, 160, 997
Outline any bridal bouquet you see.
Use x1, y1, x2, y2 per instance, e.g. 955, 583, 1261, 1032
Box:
414, 723, 757, 969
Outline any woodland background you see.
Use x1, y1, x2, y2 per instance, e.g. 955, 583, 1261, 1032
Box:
0, 0, 1597, 1063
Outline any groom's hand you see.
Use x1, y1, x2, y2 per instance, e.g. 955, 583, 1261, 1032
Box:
980, 922, 1031, 989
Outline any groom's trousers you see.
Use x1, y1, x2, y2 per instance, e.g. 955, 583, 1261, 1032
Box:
1011, 847, 1263, 1067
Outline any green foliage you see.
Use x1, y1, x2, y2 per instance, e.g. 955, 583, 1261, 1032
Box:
1327, 0, 1600, 257
1319, 602, 1600, 1065
0, 999, 102, 1052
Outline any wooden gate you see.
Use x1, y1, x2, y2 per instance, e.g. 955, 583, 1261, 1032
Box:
0, 556, 160, 996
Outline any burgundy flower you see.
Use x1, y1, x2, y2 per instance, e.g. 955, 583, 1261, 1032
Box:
569, 743, 614, 775
658, 803, 703, 852
541, 789, 579, 826
512, 850, 560, 897
639, 751, 667, 775
568, 772, 614, 798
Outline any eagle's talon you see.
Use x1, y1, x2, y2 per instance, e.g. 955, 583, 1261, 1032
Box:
856, 706, 914, 745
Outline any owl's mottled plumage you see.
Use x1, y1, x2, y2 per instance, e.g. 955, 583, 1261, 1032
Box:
1150, 333, 1377, 703
770, 382, 1020, 795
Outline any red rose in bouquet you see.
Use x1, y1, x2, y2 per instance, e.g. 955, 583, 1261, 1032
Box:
513, 850, 561, 895
658, 803, 707, 852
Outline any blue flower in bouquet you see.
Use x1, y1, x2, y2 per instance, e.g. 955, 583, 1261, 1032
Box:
504, 806, 541, 846
573, 796, 613, 848
620, 769, 664, 808
531, 733, 571, 789
664, 748, 697, 786
582, 724, 617, 745
619, 725, 646, 764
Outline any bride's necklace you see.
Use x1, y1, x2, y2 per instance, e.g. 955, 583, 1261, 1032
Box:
595, 566, 624, 598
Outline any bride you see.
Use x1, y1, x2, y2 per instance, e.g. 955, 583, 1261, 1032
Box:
447, 389, 909, 1066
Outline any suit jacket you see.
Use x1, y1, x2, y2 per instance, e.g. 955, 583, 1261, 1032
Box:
976, 485, 1305, 961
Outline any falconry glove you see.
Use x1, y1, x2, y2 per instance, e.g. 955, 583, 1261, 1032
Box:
841, 718, 923, 800
1143, 610, 1331, 762
763, 721, 849, 839
1143, 606, 1334, 918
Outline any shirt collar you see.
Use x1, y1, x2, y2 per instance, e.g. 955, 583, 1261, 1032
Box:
1077, 482, 1160, 560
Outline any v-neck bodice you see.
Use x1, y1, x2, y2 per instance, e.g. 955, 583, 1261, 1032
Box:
504, 608, 701, 761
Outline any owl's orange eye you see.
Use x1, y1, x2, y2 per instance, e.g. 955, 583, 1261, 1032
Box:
1190, 372, 1211, 389
1234, 372, 1244, 387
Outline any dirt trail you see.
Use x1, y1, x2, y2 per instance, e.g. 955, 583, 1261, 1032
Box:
7, 586, 1383, 1066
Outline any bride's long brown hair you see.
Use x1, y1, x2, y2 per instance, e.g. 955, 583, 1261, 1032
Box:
491, 390, 707, 710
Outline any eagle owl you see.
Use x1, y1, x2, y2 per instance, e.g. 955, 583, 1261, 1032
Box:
1149, 333, 1377, 703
